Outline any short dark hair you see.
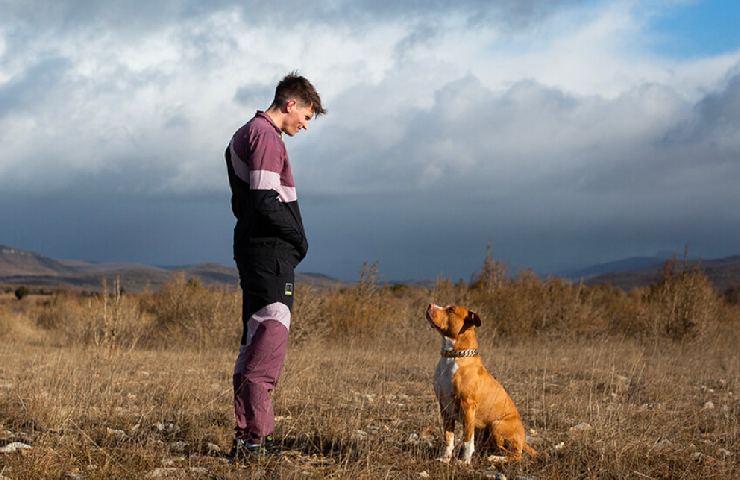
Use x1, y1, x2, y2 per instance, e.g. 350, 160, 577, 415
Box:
271, 72, 326, 117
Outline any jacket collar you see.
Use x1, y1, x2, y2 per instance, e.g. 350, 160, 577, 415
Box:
255, 111, 282, 136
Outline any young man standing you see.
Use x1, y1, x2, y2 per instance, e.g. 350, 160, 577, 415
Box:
224, 73, 325, 458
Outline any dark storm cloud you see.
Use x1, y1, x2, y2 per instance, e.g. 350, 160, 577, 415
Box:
676, 72, 740, 151
0, 190, 233, 266
266, 0, 585, 30
0, 1, 225, 33
0, 0, 583, 33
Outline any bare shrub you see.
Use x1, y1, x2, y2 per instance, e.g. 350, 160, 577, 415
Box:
431, 276, 471, 307
470, 242, 507, 294
14, 285, 30, 300
475, 270, 543, 338
468, 271, 607, 340
316, 262, 428, 344
601, 287, 651, 337
646, 259, 719, 340
35, 280, 151, 350
723, 285, 740, 305
290, 284, 330, 344
323, 262, 387, 338
0, 308, 47, 344
142, 273, 240, 349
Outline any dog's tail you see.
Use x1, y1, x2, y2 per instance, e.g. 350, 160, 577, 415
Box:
523, 443, 538, 458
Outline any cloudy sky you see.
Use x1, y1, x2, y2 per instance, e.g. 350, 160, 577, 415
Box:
1, 0, 739, 281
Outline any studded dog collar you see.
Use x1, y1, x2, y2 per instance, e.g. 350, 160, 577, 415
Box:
440, 348, 479, 358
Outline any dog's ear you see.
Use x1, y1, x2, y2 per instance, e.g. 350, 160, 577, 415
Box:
466, 310, 481, 327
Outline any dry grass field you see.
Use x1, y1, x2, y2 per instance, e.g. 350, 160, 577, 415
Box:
0, 260, 738, 479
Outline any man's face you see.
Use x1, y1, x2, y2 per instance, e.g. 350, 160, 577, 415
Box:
283, 100, 314, 136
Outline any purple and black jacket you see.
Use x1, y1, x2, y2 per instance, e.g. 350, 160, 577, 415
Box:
226, 111, 308, 267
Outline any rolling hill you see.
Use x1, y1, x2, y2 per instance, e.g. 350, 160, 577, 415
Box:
0, 245, 340, 292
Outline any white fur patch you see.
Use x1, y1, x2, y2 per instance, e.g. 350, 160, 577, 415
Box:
434, 336, 460, 419
461, 436, 475, 463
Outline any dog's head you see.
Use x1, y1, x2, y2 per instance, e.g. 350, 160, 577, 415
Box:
426, 304, 481, 339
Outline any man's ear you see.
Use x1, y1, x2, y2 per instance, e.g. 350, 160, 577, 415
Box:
466, 311, 481, 327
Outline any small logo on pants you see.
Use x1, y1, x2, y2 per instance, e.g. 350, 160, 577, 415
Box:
284, 283, 293, 296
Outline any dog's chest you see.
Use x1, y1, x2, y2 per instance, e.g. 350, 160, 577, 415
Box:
434, 357, 457, 395
434, 339, 460, 416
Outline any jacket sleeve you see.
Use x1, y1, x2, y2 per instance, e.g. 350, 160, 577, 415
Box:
247, 131, 308, 259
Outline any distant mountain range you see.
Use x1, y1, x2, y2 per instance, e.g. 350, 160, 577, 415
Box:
557, 256, 669, 280
0, 245, 340, 292
2, 245, 739, 293
557, 254, 740, 291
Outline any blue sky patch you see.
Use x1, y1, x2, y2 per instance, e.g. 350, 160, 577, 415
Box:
648, 0, 740, 58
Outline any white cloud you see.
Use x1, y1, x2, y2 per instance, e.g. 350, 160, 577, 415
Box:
0, 0, 738, 204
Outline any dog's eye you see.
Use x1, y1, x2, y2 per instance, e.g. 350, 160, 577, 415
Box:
446, 306, 454, 314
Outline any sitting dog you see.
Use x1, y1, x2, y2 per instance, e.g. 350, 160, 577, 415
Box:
426, 303, 536, 464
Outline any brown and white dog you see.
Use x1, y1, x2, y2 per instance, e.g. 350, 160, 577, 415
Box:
426, 304, 536, 464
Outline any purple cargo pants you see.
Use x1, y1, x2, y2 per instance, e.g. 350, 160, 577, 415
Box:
233, 304, 290, 444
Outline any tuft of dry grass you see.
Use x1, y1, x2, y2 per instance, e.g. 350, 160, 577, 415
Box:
1, 259, 738, 478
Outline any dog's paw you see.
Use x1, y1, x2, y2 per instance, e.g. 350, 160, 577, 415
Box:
486, 454, 508, 464
436, 455, 452, 463
455, 457, 473, 466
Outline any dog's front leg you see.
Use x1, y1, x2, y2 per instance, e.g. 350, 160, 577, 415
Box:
437, 412, 455, 463
459, 406, 476, 464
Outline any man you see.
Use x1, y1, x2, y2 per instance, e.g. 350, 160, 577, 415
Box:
225, 72, 325, 458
